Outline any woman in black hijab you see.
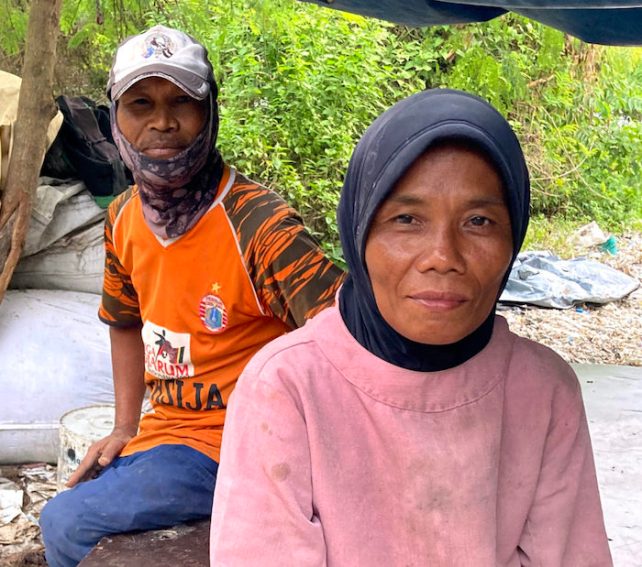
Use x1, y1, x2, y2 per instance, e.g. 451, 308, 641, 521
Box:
338, 88, 529, 372
210, 89, 611, 567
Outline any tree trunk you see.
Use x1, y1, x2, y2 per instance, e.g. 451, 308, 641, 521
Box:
0, 0, 63, 303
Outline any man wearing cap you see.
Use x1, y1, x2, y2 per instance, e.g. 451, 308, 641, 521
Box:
39, 25, 343, 567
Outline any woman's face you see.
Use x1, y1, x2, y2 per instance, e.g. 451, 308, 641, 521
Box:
364, 145, 513, 345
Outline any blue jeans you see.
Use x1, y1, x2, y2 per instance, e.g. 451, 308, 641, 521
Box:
40, 444, 218, 567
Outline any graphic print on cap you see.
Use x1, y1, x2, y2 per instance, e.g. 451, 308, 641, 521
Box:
143, 29, 175, 60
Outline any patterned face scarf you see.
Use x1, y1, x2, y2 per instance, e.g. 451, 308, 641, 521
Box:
337, 89, 530, 372
111, 92, 224, 240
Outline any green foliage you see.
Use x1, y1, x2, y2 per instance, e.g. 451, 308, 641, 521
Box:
1, 0, 640, 260
429, 16, 642, 234
0, 0, 29, 56
155, 0, 457, 259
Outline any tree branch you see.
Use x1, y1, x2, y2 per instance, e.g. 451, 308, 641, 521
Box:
0, 0, 63, 303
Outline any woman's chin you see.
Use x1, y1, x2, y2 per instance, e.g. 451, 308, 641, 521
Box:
388, 314, 487, 346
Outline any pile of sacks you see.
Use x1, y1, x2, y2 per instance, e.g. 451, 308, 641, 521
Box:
10, 177, 106, 294
1, 185, 114, 462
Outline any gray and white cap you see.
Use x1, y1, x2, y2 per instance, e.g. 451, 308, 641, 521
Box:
107, 25, 214, 101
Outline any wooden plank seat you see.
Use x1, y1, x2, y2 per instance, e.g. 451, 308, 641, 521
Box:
78, 518, 210, 567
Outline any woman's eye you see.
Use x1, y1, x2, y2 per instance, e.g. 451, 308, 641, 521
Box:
394, 214, 415, 225
469, 216, 491, 227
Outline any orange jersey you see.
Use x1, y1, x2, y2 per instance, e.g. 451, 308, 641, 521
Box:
99, 166, 344, 462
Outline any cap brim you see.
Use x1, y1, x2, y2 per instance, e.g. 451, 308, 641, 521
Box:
110, 65, 210, 101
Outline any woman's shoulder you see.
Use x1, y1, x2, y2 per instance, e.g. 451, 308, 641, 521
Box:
243, 306, 341, 375
499, 315, 581, 396
228, 307, 352, 413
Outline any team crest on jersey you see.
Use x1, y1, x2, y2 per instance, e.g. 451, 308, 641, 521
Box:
199, 290, 228, 333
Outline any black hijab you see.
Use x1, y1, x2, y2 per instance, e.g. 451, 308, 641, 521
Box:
337, 89, 530, 372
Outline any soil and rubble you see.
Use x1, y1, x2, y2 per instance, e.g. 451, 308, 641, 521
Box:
0, 464, 55, 566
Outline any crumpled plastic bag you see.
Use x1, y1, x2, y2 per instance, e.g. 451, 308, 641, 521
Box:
0, 478, 23, 526
500, 251, 639, 309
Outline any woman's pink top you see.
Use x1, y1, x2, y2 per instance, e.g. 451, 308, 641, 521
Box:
210, 306, 612, 566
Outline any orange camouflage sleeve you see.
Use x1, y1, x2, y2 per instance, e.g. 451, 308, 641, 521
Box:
225, 174, 345, 329
98, 188, 142, 327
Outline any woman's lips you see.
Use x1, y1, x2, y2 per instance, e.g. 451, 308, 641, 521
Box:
409, 291, 468, 311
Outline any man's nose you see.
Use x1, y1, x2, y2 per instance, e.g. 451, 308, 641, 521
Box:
149, 106, 178, 131
414, 224, 466, 274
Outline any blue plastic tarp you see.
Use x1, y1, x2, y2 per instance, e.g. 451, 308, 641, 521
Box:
301, 1, 642, 45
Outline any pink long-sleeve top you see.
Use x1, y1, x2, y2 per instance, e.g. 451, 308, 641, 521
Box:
210, 306, 612, 567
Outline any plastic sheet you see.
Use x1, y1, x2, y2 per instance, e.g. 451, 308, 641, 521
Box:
500, 251, 639, 309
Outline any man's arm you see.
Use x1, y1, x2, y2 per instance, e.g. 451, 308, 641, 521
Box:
66, 325, 146, 486
224, 178, 344, 329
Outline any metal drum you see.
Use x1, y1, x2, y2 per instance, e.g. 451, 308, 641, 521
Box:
56, 405, 115, 492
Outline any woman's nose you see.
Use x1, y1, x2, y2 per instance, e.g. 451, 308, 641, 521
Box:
414, 224, 465, 274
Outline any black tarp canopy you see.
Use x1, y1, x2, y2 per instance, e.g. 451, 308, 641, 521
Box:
301, 1, 642, 45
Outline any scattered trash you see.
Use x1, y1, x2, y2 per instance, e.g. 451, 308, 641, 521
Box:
570, 221, 608, 250
0, 464, 56, 566
600, 235, 618, 256
21, 464, 57, 512
570, 221, 619, 257
0, 478, 23, 527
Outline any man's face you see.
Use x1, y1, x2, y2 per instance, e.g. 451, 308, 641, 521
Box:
116, 76, 208, 159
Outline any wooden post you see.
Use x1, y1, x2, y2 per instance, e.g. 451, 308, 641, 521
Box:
0, 0, 63, 303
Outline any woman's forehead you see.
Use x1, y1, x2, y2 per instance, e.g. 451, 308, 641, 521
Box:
387, 144, 505, 200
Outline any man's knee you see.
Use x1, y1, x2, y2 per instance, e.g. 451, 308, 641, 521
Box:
40, 491, 74, 542
40, 491, 84, 544
40, 489, 97, 566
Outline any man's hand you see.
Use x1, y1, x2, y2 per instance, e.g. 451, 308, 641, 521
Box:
64, 325, 147, 488
66, 426, 136, 487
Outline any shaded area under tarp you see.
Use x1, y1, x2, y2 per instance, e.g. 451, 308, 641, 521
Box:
574, 363, 642, 566
301, 1, 642, 45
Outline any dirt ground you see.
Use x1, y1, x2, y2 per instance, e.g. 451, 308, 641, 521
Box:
1, 233, 639, 567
